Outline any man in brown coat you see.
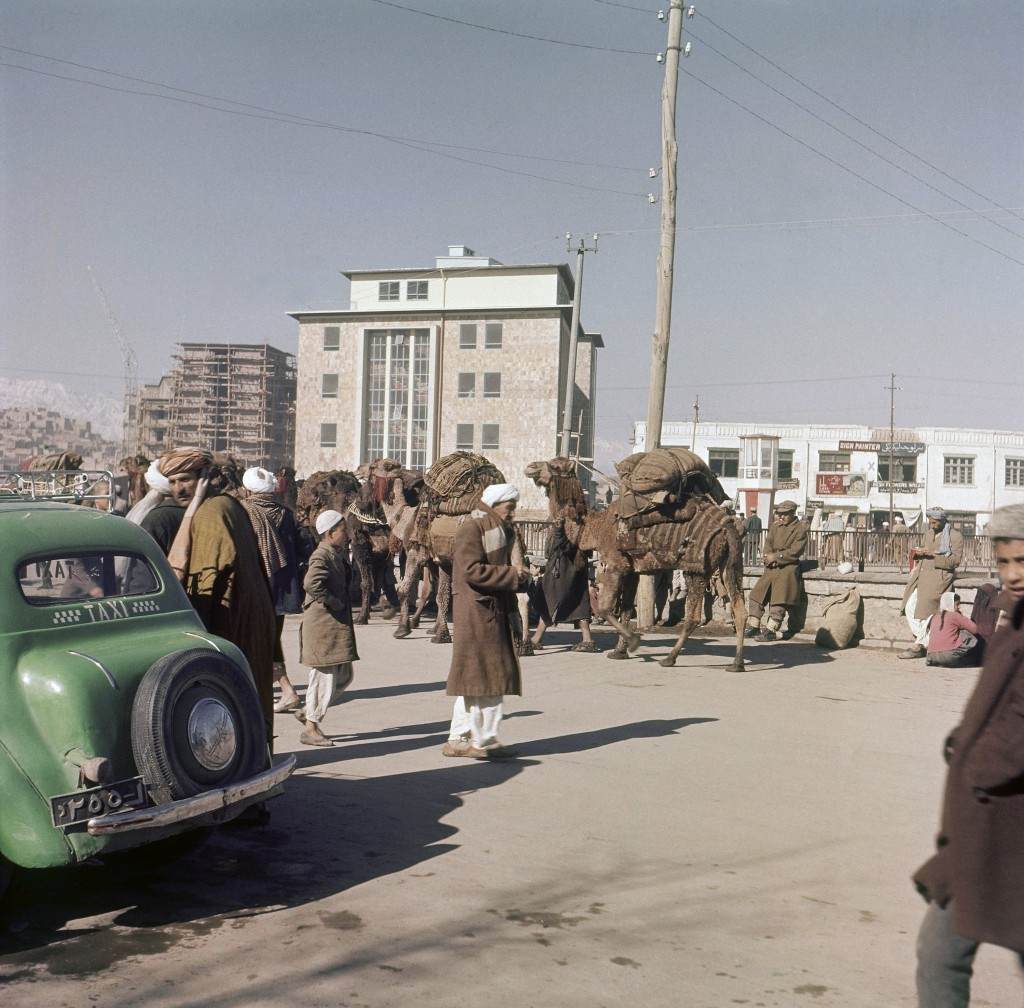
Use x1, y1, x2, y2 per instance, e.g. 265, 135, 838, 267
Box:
900, 506, 965, 659
745, 500, 807, 642
443, 483, 531, 759
913, 503, 1024, 1006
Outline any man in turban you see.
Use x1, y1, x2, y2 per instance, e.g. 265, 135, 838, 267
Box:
135, 450, 214, 556
900, 506, 964, 659
159, 448, 277, 752
443, 483, 531, 758
913, 504, 1024, 1003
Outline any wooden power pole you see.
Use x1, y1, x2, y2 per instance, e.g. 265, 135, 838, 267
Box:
559, 234, 598, 458
637, 0, 686, 630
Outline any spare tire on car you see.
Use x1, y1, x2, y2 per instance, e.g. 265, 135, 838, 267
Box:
131, 649, 268, 805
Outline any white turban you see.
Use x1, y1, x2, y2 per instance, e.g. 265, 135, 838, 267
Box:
243, 466, 277, 494
926, 506, 948, 520
481, 483, 520, 508
315, 509, 344, 535
145, 460, 171, 494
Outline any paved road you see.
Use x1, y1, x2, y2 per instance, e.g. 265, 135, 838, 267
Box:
1, 617, 1020, 1006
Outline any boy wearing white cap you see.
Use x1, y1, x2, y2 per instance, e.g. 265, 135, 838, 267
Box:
444, 483, 530, 758
298, 510, 360, 746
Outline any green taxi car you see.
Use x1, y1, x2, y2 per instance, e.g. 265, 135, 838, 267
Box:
0, 499, 295, 897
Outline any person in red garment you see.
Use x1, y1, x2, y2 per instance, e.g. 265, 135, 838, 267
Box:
925, 593, 979, 668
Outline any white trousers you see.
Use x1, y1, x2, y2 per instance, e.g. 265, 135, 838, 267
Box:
305, 662, 354, 724
449, 695, 503, 749
905, 590, 931, 648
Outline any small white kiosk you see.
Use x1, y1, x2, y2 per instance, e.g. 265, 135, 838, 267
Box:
738, 433, 780, 524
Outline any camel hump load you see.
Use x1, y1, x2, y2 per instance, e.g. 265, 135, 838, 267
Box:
424, 450, 505, 516
615, 446, 726, 523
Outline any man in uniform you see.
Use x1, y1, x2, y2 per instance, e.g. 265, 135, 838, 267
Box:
899, 506, 964, 660
745, 499, 807, 642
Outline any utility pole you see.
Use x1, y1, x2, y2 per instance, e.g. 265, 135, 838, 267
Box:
886, 373, 900, 528
690, 395, 700, 451
559, 234, 598, 458
643, 0, 686, 452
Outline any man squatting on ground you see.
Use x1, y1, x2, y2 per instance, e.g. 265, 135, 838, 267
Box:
900, 506, 964, 660
745, 499, 807, 642
913, 503, 1024, 1007
443, 483, 531, 759
295, 509, 360, 747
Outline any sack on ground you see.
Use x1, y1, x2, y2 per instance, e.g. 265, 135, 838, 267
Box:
815, 587, 862, 650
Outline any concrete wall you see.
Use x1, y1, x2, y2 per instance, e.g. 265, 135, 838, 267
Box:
348, 270, 562, 312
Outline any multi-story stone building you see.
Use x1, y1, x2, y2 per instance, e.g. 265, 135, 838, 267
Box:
0, 407, 120, 470
635, 419, 1024, 533
128, 375, 175, 460
290, 245, 601, 514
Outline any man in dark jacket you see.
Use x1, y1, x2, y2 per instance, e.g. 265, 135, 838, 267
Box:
913, 503, 1024, 1005
745, 500, 807, 642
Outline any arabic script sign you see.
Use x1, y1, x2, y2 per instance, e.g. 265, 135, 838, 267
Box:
838, 440, 926, 455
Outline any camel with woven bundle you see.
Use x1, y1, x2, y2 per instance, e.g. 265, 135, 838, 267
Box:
119, 454, 150, 507
525, 452, 747, 671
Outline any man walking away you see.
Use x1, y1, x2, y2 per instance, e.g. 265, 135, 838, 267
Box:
444, 483, 531, 759
900, 507, 964, 660
745, 500, 807, 642
913, 504, 1024, 1006
297, 510, 359, 747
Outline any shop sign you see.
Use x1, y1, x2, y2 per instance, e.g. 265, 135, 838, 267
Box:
777, 478, 800, 490
877, 481, 923, 494
816, 472, 868, 497
838, 440, 926, 455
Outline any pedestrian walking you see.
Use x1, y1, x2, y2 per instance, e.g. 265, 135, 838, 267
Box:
900, 507, 964, 660
745, 509, 763, 565
297, 510, 360, 747
443, 483, 531, 759
241, 466, 308, 714
745, 500, 807, 642
913, 503, 1024, 1006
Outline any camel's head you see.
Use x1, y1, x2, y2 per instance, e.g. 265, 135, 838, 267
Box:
296, 469, 359, 528
119, 453, 150, 475
525, 457, 585, 520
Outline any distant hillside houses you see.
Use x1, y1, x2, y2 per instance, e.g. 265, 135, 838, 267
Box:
0, 406, 121, 471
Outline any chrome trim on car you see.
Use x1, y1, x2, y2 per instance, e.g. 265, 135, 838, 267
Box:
183, 631, 222, 653
85, 755, 296, 836
66, 650, 119, 690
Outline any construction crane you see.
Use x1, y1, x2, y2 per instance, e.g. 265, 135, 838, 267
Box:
87, 266, 138, 458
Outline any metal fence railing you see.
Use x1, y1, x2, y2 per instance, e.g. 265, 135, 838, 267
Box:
518, 518, 997, 577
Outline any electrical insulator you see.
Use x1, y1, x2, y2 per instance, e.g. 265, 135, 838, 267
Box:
648, 194, 658, 204
687, 5, 696, 17
649, 168, 658, 178
656, 52, 664, 63
683, 41, 692, 56
657, 9, 666, 21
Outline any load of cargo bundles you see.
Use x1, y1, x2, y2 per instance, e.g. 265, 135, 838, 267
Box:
615, 447, 725, 521
423, 451, 505, 516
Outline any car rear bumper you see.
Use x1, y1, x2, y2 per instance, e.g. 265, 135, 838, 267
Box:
85, 755, 297, 836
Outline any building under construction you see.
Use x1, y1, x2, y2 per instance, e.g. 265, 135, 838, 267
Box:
167, 343, 296, 469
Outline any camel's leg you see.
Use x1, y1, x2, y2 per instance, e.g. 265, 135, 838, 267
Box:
431, 566, 452, 644
517, 592, 534, 656
728, 589, 747, 671
353, 545, 374, 625
394, 547, 425, 638
379, 555, 399, 619
660, 575, 703, 668
598, 569, 641, 659
411, 564, 435, 629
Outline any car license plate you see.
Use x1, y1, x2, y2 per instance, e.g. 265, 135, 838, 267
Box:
50, 776, 148, 829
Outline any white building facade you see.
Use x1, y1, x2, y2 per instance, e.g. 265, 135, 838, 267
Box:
291, 246, 601, 515
634, 420, 1024, 533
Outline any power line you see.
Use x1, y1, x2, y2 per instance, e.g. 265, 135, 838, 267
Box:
591, 0, 657, 11
600, 373, 891, 391
685, 27, 1024, 243
0, 61, 648, 199
680, 66, 1024, 270
0, 43, 646, 173
696, 10, 1024, 225
364, 0, 658, 55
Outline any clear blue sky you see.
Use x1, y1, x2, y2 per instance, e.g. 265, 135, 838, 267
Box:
2, 1, 1021, 463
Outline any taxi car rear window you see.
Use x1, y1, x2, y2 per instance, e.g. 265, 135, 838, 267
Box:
17, 553, 159, 606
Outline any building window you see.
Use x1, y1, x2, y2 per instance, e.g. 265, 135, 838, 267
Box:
708, 449, 739, 478
878, 456, 918, 482
819, 451, 851, 473
378, 281, 400, 302
407, 280, 428, 301
458, 372, 476, 398
363, 328, 432, 468
456, 424, 474, 450
459, 324, 477, 349
481, 424, 500, 451
320, 423, 337, 448
323, 326, 340, 351
944, 455, 975, 486
777, 450, 794, 481
483, 372, 501, 398
484, 323, 503, 349
321, 374, 338, 398
1006, 458, 1024, 488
